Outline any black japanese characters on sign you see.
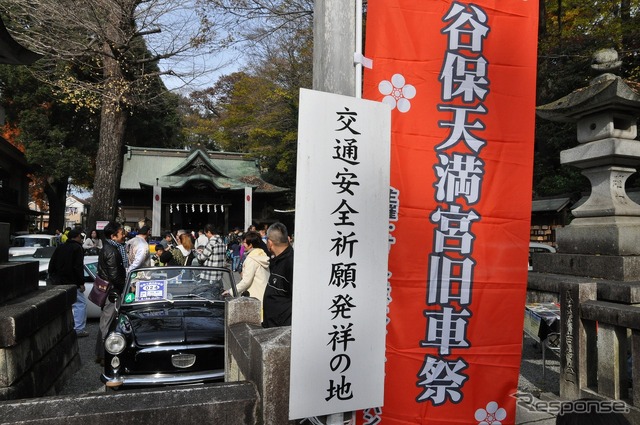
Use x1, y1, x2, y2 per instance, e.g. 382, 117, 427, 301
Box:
417, 2, 490, 406
325, 107, 364, 402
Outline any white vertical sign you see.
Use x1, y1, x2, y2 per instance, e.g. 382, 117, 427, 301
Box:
152, 184, 162, 237
244, 187, 252, 231
289, 89, 391, 419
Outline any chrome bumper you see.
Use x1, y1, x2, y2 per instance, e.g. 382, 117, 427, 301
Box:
101, 369, 224, 388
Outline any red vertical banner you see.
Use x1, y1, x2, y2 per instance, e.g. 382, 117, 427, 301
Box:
360, 1, 538, 424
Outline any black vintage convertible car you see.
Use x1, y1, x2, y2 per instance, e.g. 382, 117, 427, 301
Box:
101, 266, 237, 389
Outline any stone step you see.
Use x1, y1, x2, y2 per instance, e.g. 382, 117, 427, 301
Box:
0, 262, 39, 304
0, 285, 76, 347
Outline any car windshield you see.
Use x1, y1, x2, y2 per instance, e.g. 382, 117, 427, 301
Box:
13, 237, 51, 248
122, 266, 236, 305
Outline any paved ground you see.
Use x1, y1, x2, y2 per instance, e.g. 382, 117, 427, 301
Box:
515, 334, 559, 424
58, 321, 562, 423
57, 319, 105, 396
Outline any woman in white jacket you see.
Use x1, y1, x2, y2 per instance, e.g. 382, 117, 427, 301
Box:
225, 231, 270, 311
82, 229, 103, 254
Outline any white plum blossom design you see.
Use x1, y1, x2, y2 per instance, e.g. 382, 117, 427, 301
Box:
475, 401, 507, 425
378, 74, 416, 113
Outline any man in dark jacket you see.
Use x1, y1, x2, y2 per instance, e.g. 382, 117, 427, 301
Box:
263, 222, 294, 328
95, 221, 128, 364
48, 228, 87, 337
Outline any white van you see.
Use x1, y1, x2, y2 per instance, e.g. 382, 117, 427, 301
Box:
9, 234, 60, 257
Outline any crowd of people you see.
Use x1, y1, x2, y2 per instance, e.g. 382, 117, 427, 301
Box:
48, 221, 295, 366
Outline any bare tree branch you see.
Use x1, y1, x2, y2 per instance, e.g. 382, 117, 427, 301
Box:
0, 0, 234, 228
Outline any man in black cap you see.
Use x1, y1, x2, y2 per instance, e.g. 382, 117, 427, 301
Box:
126, 225, 151, 273
48, 228, 88, 337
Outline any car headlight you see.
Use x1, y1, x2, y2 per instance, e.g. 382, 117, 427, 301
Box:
105, 332, 126, 355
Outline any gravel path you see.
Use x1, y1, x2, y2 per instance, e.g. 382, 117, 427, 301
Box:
58, 319, 105, 395
518, 333, 560, 397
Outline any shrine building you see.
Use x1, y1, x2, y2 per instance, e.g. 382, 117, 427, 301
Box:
118, 146, 289, 235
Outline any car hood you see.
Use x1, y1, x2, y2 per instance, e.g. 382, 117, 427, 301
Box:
119, 304, 225, 347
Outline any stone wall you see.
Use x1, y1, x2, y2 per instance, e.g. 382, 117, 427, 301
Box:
226, 297, 296, 425
0, 275, 79, 399
0, 221, 80, 400
0, 382, 258, 424
528, 271, 640, 424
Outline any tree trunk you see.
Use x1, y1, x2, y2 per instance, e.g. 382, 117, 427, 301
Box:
87, 100, 127, 231
539, 0, 547, 37
44, 178, 68, 233
557, 0, 562, 44
86, 3, 133, 231
87, 64, 128, 228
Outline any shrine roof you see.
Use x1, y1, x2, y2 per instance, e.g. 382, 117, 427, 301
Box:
0, 17, 41, 65
531, 196, 572, 213
120, 146, 287, 193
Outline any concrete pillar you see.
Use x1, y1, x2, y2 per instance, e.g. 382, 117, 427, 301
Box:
226, 297, 261, 327
597, 322, 629, 399
559, 281, 597, 399
252, 327, 293, 424
310, 3, 358, 423
225, 297, 294, 424
313, 0, 356, 96
225, 297, 261, 382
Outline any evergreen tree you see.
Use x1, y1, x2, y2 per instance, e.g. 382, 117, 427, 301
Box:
0, 64, 96, 232
534, 0, 640, 197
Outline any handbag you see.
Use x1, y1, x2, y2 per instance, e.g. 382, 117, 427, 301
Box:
88, 275, 111, 308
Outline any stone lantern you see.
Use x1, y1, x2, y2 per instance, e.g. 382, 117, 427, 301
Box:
536, 49, 640, 280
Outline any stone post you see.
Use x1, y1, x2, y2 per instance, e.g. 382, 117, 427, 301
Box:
308, 2, 358, 423
559, 281, 597, 399
225, 297, 295, 424
596, 322, 628, 399
225, 297, 261, 382
313, 0, 356, 96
